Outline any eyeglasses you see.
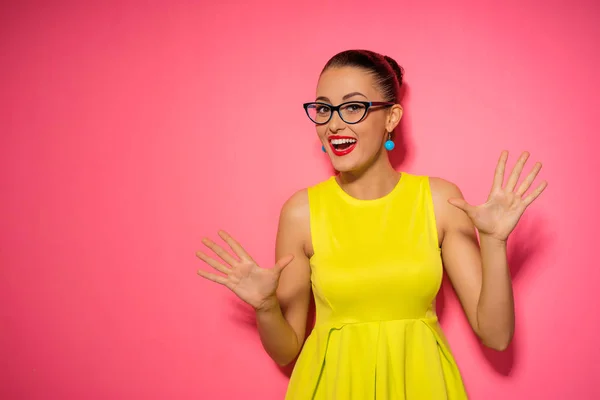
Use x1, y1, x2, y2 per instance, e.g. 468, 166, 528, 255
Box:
302, 101, 395, 125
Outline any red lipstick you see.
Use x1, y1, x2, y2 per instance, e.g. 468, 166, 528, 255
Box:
328, 135, 357, 156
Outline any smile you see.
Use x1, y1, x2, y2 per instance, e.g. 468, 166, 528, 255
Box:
328, 136, 357, 156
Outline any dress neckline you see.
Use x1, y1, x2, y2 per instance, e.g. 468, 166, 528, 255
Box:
330, 172, 408, 206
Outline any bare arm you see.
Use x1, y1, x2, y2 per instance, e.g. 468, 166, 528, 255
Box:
433, 152, 546, 351
256, 189, 312, 366
477, 234, 513, 349
432, 178, 514, 351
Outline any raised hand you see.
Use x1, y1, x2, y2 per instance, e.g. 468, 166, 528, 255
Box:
196, 230, 294, 311
448, 151, 548, 242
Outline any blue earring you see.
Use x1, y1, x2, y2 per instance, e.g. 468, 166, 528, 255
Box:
322, 145, 326, 153
385, 132, 395, 151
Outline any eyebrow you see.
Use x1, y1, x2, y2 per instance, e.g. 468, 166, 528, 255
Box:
315, 92, 368, 103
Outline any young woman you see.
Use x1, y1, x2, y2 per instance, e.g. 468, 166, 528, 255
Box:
196, 50, 547, 399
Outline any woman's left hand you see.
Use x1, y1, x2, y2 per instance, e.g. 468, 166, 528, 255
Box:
448, 151, 548, 242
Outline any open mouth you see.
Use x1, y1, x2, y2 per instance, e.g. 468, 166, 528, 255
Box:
329, 136, 357, 156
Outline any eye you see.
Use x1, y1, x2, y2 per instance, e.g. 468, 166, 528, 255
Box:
316, 105, 331, 115
342, 103, 366, 114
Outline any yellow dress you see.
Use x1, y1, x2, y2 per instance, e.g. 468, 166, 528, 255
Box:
285, 172, 468, 399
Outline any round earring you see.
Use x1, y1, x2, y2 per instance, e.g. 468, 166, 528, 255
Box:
384, 132, 395, 151
322, 145, 327, 153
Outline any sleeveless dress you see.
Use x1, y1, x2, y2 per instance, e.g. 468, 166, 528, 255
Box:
284, 172, 468, 399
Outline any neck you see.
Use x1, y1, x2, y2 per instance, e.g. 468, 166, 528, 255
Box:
336, 151, 400, 200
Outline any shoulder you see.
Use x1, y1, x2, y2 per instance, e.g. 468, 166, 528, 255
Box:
277, 188, 312, 255
280, 188, 309, 220
427, 176, 470, 233
428, 176, 465, 200
279, 176, 334, 217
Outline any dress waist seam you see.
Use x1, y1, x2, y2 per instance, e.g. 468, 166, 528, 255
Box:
315, 315, 438, 329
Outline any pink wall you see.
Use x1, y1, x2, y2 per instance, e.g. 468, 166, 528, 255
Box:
1, 1, 599, 399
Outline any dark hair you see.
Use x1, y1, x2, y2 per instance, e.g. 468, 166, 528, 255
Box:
321, 49, 404, 103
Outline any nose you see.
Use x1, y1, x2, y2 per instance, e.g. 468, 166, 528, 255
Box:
327, 109, 346, 133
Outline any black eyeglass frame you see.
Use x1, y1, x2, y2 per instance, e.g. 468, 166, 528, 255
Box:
302, 101, 395, 125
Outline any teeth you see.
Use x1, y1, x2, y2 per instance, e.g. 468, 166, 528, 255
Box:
331, 138, 357, 145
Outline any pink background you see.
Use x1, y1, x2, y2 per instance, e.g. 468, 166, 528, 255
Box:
1, 1, 599, 399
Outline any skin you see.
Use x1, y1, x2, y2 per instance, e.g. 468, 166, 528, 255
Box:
196, 66, 548, 366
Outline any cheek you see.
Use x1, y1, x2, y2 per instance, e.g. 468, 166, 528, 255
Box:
316, 126, 328, 140
356, 121, 384, 146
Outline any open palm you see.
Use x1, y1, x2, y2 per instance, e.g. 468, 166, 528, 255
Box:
449, 151, 548, 242
196, 230, 294, 310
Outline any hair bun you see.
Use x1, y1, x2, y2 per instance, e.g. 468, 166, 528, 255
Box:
323, 49, 403, 102
383, 55, 404, 86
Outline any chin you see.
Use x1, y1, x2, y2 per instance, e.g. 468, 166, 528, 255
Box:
330, 155, 362, 173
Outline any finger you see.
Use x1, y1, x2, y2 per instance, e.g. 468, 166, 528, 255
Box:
522, 180, 548, 208
218, 230, 254, 262
274, 254, 295, 273
505, 151, 530, 192
515, 162, 542, 197
196, 250, 231, 275
492, 151, 509, 191
197, 269, 229, 286
202, 237, 238, 266
448, 198, 474, 215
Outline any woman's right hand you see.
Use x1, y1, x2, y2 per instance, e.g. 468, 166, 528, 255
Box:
196, 230, 295, 311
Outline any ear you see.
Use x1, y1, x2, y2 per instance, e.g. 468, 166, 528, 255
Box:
386, 104, 403, 133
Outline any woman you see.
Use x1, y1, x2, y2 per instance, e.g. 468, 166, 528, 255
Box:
196, 50, 547, 399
